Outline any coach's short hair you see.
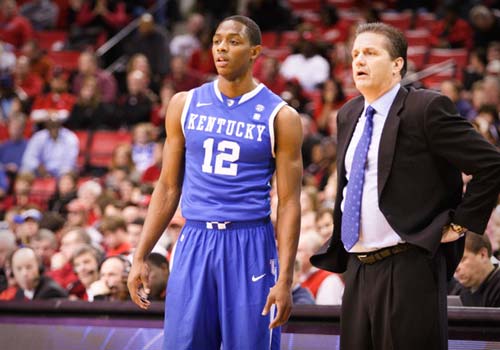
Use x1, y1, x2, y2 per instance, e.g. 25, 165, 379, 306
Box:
220, 15, 261, 46
356, 22, 408, 78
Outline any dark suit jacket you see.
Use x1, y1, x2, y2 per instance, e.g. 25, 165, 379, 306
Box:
14, 275, 68, 300
311, 86, 500, 279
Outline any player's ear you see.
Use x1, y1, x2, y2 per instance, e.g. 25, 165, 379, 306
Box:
250, 45, 261, 62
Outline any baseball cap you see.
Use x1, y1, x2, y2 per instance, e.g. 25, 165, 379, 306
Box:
14, 208, 42, 224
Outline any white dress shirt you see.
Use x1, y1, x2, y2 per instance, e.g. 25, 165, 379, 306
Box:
341, 83, 404, 252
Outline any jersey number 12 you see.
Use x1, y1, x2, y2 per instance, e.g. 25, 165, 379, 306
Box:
202, 138, 240, 176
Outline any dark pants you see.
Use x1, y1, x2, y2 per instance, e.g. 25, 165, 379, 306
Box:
341, 245, 448, 350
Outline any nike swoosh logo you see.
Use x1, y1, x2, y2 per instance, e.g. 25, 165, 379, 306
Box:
196, 102, 212, 107
251, 274, 266, 282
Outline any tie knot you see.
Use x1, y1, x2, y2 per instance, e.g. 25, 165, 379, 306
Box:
365, 106, 375, 119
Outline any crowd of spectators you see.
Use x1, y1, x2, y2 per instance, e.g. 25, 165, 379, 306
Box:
0, 0, 499, 307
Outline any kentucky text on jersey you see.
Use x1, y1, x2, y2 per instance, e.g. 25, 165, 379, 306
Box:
186, 113, 267, 141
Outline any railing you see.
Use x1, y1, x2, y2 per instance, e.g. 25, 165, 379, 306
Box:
1, 300, 500, 340
96, 0, 168, 62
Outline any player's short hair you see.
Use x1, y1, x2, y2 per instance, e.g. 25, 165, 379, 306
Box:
356, 22, 408, 78
220, 15, 261, 46
465, 232, 492, 257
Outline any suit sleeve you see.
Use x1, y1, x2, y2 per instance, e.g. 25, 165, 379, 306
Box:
423, 94, 500, 234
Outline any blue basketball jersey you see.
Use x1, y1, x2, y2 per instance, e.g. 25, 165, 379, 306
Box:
180, 80, 286, 221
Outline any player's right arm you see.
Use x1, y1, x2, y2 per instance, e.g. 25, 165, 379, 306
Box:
127, 91, 187, 309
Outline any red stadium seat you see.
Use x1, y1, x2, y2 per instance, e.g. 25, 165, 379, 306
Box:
407, 46, 428, 70
74, 130, 90, 170
428, 48, 468, 71
88, 130, 132, 168
381, 11, 412, 31
35, 31, 67, 51
327, 0, 356, 9
405, 29, 430, 47
261, 32, 278, 48
421, 65, 455, 90
415, 12, 436, 28
47, 51, 80, 72
288, 0, 321, 11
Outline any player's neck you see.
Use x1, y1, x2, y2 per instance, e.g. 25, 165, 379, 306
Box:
217, 73, 257, 98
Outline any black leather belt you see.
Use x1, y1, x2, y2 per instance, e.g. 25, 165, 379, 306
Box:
355, 243, 411, 264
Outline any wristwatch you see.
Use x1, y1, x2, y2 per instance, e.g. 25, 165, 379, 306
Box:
449, 223, 468, 237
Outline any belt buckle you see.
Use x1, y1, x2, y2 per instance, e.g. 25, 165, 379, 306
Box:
206, 221, 231, 230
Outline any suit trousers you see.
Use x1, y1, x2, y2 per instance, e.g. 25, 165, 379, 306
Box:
340, 245, 448, 350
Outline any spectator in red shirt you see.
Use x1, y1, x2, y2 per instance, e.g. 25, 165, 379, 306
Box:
99, 215, 131, 257
141, 139, 163, 185
13, 55, 43, 103
30, 66, 76, 126
150, 81, 175, 128
74, 0, 130, 48
430, 5, 473, 49
0, 0, 34, 49
188, 29, 216, 80
21, 39, 53, 85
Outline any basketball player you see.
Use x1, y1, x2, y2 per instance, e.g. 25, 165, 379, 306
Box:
128, 15, 303, 350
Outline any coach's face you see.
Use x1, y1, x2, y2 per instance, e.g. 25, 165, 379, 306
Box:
351, 32, 402, 103
212, 20, 260, 81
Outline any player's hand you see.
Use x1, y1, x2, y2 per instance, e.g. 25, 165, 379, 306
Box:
261, 281, 293, 329
127, 260, 151, 309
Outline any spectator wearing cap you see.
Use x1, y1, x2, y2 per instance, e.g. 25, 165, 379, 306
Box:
0, 0, 34, 49
4, 247, 67, 301
30, 66, 76, 125
20, 114, 79, 178
99, 215, 131, 257
14, 208, 42, 245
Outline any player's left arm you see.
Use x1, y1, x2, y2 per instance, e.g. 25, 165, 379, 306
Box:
262, 105, 303, 328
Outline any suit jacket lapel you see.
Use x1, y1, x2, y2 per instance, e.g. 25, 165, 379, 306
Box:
377, 87, 407, 197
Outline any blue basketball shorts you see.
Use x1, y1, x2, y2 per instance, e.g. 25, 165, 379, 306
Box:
162, 217, 281, 350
